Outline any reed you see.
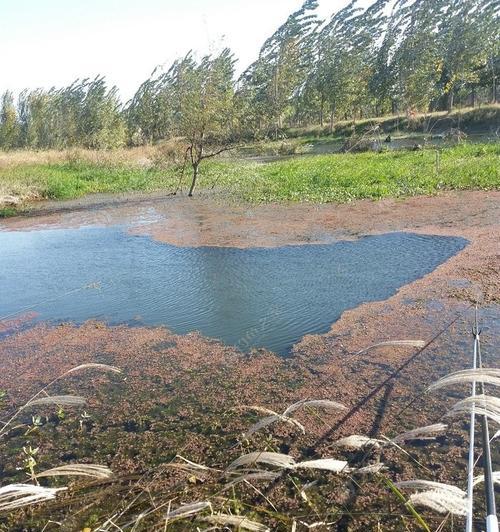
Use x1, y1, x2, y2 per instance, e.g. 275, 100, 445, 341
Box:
396, 481, 468, 516
392, 423, 448, 443
429, 369, 500, 391
0, 484, 67, 512
200, 513, 270, 531
36, 464, 113, 480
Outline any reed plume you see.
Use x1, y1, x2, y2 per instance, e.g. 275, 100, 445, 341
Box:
396, 480, 467, 516
0, 484, 67, 511
392, 423, 448, 443
429, 368, 500, 392
333, 435, 383, 450
163, 501, 212, 520
355, 340, 425, 356
27, 395, 87, 407
200, 513, 270, 531
36, 464, 113, 480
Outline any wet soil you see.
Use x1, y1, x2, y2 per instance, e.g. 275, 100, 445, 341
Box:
0, 190, 499, 530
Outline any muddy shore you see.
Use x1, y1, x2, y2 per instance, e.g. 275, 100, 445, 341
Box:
0, 190, 499, 530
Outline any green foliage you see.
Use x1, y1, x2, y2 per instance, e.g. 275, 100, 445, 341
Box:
8, 78, 125, 151
235, 142, 499, 203
0, 0, 498, 151
1, 142, 497, 209
0, 91, 20, 149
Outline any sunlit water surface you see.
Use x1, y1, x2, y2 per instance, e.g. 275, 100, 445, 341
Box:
0, 227, 467, 354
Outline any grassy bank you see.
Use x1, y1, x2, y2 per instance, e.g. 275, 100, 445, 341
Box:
287, 104, 500, 139
0, 141, 498, 216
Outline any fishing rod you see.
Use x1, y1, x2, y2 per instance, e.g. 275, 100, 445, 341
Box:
465, 310, 478, 532
0, 281, 101, 323
473, 307, 498, 532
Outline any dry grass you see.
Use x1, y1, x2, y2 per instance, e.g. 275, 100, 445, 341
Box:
201, 513, 270, 531
0, 484, 67, 512
0, 146, 158, 170
355, 340, 425, 356
428, 368, 500, 391
36, 464, 113, 480
396, 481, 468, 516
27, 395, 87, 407
392, 423, 448, 443
333, 435, 383, 450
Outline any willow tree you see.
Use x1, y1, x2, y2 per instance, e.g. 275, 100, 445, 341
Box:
171, 49, 239, 196
239, 0, 320, 138
0, 91, 20, 150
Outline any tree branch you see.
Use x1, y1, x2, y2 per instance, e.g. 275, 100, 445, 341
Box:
199, 144, 243, 161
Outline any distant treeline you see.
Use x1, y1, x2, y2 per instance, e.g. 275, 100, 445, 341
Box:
0, 0, 498, 150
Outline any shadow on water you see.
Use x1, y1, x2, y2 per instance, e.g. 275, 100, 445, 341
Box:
0, 228, 467, 355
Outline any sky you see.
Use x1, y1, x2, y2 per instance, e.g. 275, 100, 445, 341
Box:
0, 0, 355, 103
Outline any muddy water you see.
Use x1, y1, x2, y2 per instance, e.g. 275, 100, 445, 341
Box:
0, 227, 467, 354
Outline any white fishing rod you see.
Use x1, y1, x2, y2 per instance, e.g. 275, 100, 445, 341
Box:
474, 307, 498, 532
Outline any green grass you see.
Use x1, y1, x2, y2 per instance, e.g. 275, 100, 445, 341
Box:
0, 142, 498, 216
236, 142, 499, 203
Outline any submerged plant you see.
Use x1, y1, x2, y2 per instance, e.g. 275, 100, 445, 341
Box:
0, 362, 120, 516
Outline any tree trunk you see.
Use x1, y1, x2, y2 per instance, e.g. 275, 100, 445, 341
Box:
319, 96, 324, 127
447, 91, 454, 112
188, 162, 199, 197
329, 107, 335, 134
489, 56, 497, 104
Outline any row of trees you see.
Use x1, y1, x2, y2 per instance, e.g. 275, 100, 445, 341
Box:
0, 78, 125, 150
1, 0, 498, 151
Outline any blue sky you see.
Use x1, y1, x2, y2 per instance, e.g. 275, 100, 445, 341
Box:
1, 0, 352, 102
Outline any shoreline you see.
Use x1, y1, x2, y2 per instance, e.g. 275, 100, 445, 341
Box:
0, 189, 498, 529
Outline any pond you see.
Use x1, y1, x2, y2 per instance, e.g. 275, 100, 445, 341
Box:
0, 227, 467, 354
